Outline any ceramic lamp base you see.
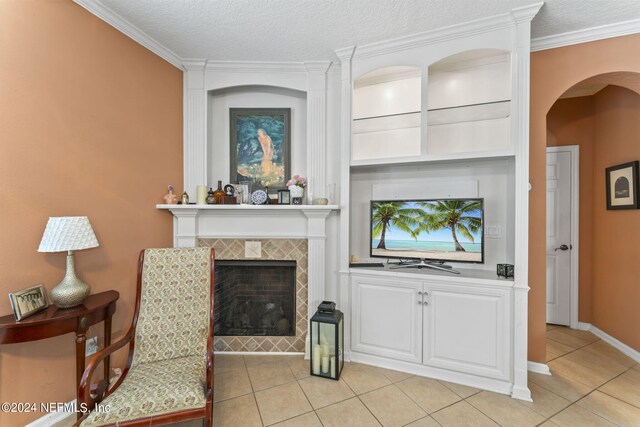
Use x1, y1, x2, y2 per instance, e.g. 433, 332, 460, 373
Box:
49, 252, 91, 308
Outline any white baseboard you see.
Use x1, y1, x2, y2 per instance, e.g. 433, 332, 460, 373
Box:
215, 351, 304, 356
24, 400, 75, 427
576, 322, 592, 331
584, 324, 640, 363
527, 361, 551, 375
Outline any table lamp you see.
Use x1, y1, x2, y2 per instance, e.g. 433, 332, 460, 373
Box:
38, 216, 99, 308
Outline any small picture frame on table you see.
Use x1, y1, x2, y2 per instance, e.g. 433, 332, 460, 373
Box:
278, 189, 291, 205
606, 161, 639, 210
292, 197, 302, 205
9, 284, 48, 321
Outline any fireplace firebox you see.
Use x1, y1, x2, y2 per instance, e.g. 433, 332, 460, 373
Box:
214, 260, 296, 337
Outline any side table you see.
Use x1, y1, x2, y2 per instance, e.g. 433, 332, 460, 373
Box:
0, 291, 119, 419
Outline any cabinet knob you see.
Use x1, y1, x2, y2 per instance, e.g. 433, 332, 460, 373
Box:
417, 300, 423, 305
418, 291, 423, 295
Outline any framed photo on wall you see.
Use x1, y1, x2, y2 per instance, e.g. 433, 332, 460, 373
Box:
606, 161, 639, 210
9, 284, 48, 321
230, 108, 291, 189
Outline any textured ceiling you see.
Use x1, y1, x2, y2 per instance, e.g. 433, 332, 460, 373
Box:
96, 0, 640, 61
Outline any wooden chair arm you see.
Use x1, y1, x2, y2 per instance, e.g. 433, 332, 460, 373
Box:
79, 330, 133, 408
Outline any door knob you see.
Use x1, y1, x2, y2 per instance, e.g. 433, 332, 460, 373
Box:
555, 244, 569, 251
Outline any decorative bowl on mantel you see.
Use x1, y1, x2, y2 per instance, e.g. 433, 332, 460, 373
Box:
251, 190, 268, 205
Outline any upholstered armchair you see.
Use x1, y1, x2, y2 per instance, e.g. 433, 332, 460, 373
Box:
76, 247, 215, 426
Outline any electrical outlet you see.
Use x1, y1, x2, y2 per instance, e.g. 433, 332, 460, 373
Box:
85, 336, 98, 357
485, 225, 503, 239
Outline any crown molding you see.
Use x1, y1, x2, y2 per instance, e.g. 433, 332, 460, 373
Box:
73, 0, 184, 70
531, 18, 640, 52
204, 60, 310, 74
304, 61, 332, 74
510, 2, 543, 24
351, 10, 526, 61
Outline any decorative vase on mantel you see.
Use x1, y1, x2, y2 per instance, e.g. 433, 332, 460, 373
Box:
288, 185, 304, 199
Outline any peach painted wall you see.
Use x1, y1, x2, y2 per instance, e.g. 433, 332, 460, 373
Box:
591, 86, 640, 350
0, 1, 182, 425
530, 34, 640, 362
546, 96, 595, 323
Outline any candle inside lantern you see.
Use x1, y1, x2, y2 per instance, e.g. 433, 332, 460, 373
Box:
312, 345, 321, 375
330, 355, 336, 377
321, 355, 330, 374
321, 343, 329, 357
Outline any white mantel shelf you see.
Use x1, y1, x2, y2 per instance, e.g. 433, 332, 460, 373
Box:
156, 204, 339, 211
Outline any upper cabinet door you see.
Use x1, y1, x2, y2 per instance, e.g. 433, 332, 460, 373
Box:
351, 275, 423, 363
352, 66, 422, 163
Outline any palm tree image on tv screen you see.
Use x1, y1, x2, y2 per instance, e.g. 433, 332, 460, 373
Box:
371, 199, 484, 263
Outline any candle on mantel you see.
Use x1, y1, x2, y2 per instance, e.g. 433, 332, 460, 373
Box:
321, 355, 330, 374
312, 345, 321, 375
197, 185, 208, 205
321, 343, 329, 358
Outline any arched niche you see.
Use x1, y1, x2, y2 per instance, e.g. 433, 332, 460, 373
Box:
351, 66, 422, 162
427, 49, 511, 156
207, 85, 308, 187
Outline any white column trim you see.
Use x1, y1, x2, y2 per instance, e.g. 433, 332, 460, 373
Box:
335, 46, 356, 361
304, 61, 332, 201
183, 60, 208, 198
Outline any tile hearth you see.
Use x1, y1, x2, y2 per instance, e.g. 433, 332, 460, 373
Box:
199, 238, 308, 353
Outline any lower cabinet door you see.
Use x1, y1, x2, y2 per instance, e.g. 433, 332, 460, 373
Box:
423, 282, 511, 380
351, 275, 423, 363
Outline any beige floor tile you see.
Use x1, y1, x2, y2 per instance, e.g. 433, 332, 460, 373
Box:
634, 363, 640, 371
271, 411, 322, 427
340, 362, 392, 395
538, 421, 561, 427
563, 345, 629, 376
379, 367, 413, 383
316, 397, 382, 427
547, 324, 559, 331
438, 380, 481, 398
528, 370, 592, 402
549, 357, 620, 389
298, 376, 354, 409
213, 393, 262, 427
549, 404, 615, 427
214, 368, 253, 403
360, 384, 426, 427
255, 381, 312, 426
214, 354, 246, 374
432, 401, 499, 427
599, 367, 640, 408
287, 357, 311, 380
546, 338, 576, 358
50, 415, 75, 427
547, 329, 594, 349
521, 381, 571, 418
467, 391, 545, 427
585, 340, 638, 368
552, 327, 598, 342
546, 349, 560, 362
576, 390, 640, 425
404, 416, 441, 427
244, 354, 297, 367
248, 360, 296, 391
396, 376, 461, 414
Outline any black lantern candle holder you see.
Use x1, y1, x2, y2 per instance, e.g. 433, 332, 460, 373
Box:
310, 301, 344, 380
497, 263, 514, 278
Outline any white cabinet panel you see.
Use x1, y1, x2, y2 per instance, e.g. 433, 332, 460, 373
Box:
351, 275, 422, 363
423, 282, 511, 380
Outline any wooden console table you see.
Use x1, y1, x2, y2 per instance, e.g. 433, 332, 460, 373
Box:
0, 291, 119, 418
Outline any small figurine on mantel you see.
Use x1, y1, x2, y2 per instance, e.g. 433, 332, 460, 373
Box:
162, 185, 178, 204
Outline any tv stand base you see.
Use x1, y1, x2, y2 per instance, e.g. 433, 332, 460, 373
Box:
388, 259, 460, 274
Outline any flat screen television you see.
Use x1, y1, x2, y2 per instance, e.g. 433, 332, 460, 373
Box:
370, 198, 484, 264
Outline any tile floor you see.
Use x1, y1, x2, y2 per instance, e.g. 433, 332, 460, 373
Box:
54, 325, 640, 426
208, 325, 639, 427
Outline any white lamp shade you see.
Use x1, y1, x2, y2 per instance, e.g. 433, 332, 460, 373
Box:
38, 216, 99, 252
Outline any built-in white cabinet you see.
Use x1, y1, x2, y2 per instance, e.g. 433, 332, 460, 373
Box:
351, 270, 513, 389
351, 275, 422, 363
423, 280, 511, 381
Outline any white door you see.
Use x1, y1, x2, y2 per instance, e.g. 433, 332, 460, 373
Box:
546, 150, 573, 326
351, 275, 423, 363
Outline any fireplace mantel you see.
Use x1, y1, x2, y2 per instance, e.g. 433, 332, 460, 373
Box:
158, 204, 339, 330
